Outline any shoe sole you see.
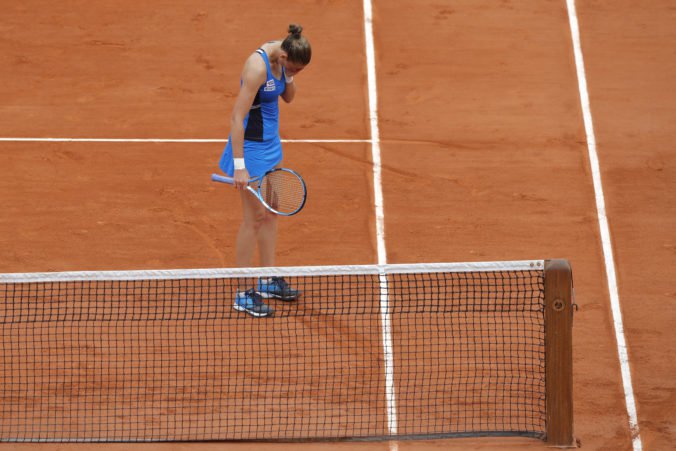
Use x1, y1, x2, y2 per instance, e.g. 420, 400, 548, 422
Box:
233, 304, 273, 317
257, 291, 300, 301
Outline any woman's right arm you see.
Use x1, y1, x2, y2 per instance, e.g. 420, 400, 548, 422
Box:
230, 56, 266, 189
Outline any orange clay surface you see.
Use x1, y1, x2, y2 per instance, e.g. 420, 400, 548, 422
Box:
0, 0, 674, 450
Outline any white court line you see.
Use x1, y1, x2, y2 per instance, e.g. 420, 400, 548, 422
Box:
0, 137, 371, 143
565, 1, 642, 450
362, 3, 387, 266
363, 0, 397, 447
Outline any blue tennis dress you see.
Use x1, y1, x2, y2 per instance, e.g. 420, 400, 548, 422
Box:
219, 48, 287, 177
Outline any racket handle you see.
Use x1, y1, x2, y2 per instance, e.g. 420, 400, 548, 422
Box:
211, 173, 235, 185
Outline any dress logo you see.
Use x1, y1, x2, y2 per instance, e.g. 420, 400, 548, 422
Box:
263, 79, 276, 92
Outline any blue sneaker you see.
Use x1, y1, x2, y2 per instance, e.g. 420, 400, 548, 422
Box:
257, 277, 301, 301
233, 289, 274, 317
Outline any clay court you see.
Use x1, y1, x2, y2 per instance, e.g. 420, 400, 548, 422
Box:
0, 0, 674, 450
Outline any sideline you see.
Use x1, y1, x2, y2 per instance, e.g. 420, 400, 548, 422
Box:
363, 0, 398, 449
565, 1, 642, 450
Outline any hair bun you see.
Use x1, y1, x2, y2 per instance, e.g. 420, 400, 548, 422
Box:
288, 24, 303, 37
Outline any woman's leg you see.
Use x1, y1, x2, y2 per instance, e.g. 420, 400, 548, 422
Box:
235, 182, 298, 303
235, 189, 266, 267
257, 209, 278, 267
235, 188, 278, 267
232, 190, 274, 315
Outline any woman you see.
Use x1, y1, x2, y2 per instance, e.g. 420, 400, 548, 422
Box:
219, 24, 311, 317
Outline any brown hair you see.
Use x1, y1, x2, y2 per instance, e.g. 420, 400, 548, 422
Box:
281, 24, 312, 65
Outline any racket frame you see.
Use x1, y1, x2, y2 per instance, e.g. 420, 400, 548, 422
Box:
211, 168, 307, 216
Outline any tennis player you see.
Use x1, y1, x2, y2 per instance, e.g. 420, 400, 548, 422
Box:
219, 24, 311, 317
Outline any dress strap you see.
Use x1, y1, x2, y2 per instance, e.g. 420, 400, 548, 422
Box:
255, 48, 272, 77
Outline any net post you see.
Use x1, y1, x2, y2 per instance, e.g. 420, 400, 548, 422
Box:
544, 259, 575, 447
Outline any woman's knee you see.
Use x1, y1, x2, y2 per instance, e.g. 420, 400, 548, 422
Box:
242, 211, 267, 232
261, 209, 277, 225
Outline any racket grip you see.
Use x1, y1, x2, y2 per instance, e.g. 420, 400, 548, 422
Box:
211, 173, 235, 185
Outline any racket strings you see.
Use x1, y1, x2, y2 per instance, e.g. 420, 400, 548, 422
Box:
260, 170, 306, 214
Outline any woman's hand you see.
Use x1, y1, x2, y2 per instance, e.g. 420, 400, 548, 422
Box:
234, 168, 250, 190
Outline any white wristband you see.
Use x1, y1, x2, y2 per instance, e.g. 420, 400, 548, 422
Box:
285, 73, 294, 83
234, 158, 245, 170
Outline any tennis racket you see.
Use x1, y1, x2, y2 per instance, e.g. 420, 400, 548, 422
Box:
211, 168, 307, 216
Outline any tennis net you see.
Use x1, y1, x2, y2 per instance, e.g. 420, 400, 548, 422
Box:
0, 260, 573, 443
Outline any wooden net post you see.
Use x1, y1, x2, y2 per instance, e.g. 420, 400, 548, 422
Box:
545, 259, 575, 447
